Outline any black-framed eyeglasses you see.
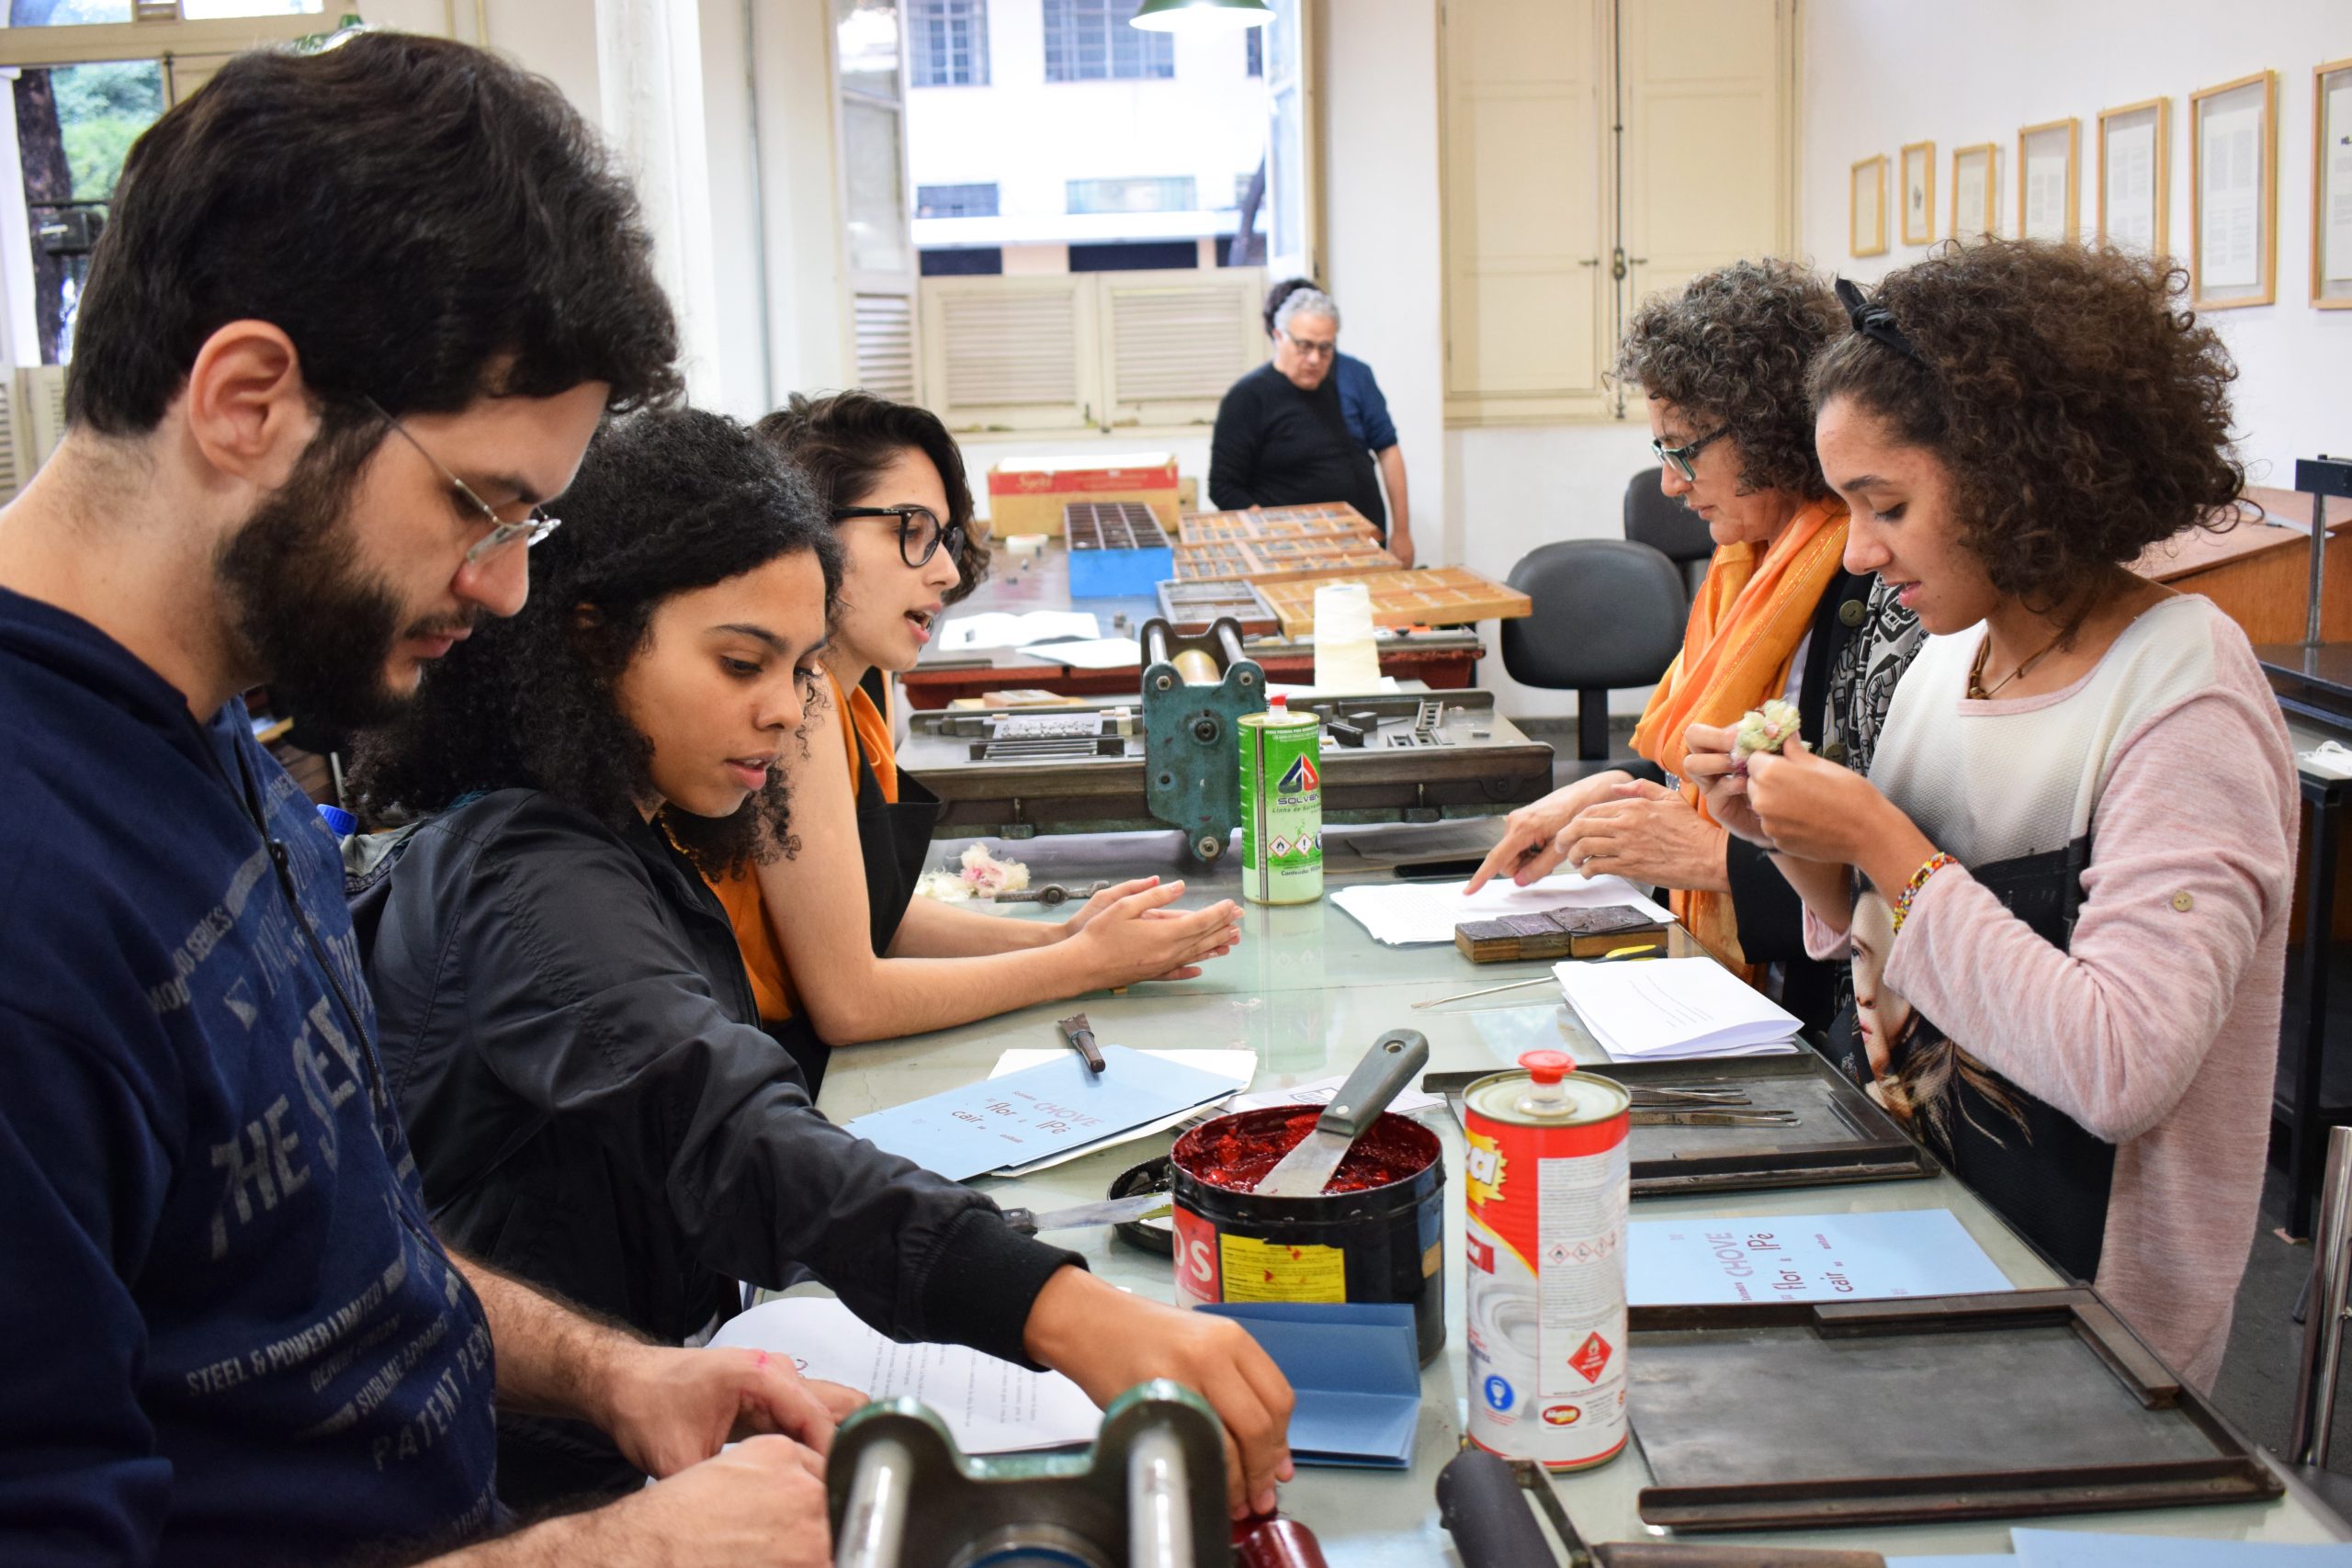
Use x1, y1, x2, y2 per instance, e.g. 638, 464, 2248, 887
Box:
1652, 424, 1730, 483
365, 396, 561, 563
834, 504, 967, 570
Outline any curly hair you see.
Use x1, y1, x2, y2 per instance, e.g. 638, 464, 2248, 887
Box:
756, 390, 989, 607
1808, 241, 2246, 614
1616, 258, 1847, 501
349, 408, 842, 875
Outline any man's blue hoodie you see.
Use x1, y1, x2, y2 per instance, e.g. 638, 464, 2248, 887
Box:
0, 586, 499, 1566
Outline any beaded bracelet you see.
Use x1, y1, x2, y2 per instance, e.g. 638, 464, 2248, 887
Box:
1890, 852, 1958, 934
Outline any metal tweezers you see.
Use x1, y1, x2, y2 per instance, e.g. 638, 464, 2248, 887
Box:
1631, 1108, 1801, 1127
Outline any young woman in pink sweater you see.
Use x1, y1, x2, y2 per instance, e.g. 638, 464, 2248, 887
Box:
1684, 241, 2294, 1390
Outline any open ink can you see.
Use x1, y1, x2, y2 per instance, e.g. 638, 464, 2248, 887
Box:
1167, 1105, 1446, 1364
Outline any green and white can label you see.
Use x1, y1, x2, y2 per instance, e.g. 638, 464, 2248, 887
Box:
1239, 709, 1322, 906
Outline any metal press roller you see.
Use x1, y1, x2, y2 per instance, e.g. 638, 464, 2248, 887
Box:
828, 1381, 1228, 1568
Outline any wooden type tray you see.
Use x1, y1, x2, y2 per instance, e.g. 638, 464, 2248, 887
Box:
1155, 577, 1279, 637
1626, 1290, 2283, 1531
1064, 500, 1170, 550
1177, 502, 1382, 546
1426, 1052, 1939, 1198
1171, 535, 1402, 584
1256, 566, 1532, 636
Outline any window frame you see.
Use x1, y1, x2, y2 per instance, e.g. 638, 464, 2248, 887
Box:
1042, 0, 1173, 85
908, 0, 989, 89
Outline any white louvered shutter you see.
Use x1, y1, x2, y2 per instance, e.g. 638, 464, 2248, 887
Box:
852, 292, 918, 402
922, 275, 1093, 432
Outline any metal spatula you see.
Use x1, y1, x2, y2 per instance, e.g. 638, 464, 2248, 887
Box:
1252, 1028, 1430, 1198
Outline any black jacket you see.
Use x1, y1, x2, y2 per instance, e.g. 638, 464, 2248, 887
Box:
355, 789, 1078, 1501
1209, 362, 1387, 533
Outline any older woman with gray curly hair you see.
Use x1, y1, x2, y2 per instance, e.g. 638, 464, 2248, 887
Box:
1467, 257, 1925, 1032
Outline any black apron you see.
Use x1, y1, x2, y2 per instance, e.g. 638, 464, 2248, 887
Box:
1824, 836, 2115, 1283
764, 744, 942, 1099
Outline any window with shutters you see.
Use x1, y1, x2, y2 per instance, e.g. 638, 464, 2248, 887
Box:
920, 267, 1262, 434
1438, 0, 1792, 424
1042, 0, 1172, 84
909, 0, 988, 88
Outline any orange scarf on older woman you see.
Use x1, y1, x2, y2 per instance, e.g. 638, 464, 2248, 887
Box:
1628, 498, 1849, 974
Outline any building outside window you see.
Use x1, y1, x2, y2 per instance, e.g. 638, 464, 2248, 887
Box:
909, 0, 989, 87
1066, 175, 1195, 215
918, 182, 1001, 219
1041, 0, 1173, 83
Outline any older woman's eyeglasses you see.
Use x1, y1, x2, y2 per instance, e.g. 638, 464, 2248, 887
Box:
1652, 425, 1730, 483
835, 504, 967, 569
366, 397, 561, 563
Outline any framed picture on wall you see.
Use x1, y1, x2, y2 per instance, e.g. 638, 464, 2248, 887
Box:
2190, 70, 2278, 309
2018, 118, 2079, 241
1951, 142, 1998, 238
1851, 154, 1888, 257
1901, 141, 1937, 245
2314, 57, 2352, 308
2098, 97, 2170, 257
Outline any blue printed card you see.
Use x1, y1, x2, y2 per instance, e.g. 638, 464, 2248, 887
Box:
842, 1045, 1240, 1181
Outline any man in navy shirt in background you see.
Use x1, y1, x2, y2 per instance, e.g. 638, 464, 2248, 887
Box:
0, 29, 844, 1568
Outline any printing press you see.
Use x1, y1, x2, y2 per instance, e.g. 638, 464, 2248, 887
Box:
896, 616, 1553, 857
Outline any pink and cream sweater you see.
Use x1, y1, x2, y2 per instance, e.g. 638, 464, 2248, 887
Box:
1808, 593, 2296, 1389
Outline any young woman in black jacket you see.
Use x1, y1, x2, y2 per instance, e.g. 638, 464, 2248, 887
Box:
350, 409, 1292, 1514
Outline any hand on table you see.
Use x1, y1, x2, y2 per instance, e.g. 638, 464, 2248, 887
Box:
1464, 771, 1632, 893
1023, 1267, 1295, 1518
530, 1436, 831, 1568
1556, 780, 1728, 893
1066, 878, 1242, 984
592, 1341, 865, 1480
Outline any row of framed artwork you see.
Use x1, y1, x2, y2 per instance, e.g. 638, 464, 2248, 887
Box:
1849, 59, 2352, 310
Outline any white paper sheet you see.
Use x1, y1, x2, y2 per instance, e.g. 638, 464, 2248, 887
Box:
1953, 151, 1990, 236
1555, 955, 1800, 1060
1627, 1211, 2009, 1305
2327, 83, 2352, 286
1014, 636, 1141, 671
709, 1298, 1100, 1452
983, 1048, 1255, 1174
2105, 119, 2157, 254
1329, 873, 1673, 947
2023, 130, 2070, 241
1227, 1072, 1443, 1116
2200, 100, 2262, 288
936, 610, 1101, 652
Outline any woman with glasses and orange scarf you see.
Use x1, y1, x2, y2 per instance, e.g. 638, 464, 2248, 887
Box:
1467, 259, 1923, 1029
705, 391, 1243, 1095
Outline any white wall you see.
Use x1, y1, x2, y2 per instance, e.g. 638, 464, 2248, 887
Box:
1800, 0, 2352, 491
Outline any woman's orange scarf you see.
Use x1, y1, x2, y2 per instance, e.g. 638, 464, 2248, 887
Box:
1629, 499, 1849, 974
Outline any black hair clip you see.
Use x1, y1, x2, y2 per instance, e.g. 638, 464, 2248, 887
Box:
1835, 277, 1923, 363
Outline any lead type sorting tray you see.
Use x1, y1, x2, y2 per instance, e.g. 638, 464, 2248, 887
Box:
1626, 1289, 2283, 1532
1427, 1050, 1939, 1199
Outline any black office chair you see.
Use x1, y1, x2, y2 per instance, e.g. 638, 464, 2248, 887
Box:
1501, 538, 1686, 772
1623, 465, 1714, 601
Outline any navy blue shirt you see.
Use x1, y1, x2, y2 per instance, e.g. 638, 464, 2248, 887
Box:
0, 588, 498, 1567
1333, 352, 1397, 453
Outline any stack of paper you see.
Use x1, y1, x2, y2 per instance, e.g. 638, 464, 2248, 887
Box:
842, 1047, 1242, 1181
1329, 873, 1672, 947
1627, 1212, 2010, 1305
1555, 955, 1799, 1059
936, 609, 1099, 652
709, 1298, 1099, 1453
